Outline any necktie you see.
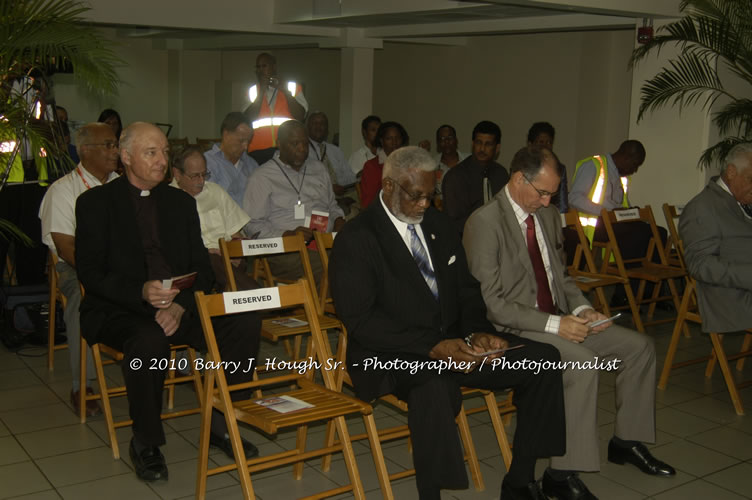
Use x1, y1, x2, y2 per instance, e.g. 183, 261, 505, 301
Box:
407, 224, 439, 300
525, 215, 555, 314
319, 143, 338, 184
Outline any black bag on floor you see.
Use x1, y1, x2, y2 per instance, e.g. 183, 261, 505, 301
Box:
0, 285, 50, 350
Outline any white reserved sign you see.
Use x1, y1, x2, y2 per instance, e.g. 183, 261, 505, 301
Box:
223, 287, 281, 313
614, 208, 640, 221
241, 237, 284, 256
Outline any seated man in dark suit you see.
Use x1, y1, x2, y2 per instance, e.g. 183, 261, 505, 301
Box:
75, 122, 261, 482
680, 142, 752, 332
330, 146, 566, 500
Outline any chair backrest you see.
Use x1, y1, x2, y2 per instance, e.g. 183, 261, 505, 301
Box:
563, 209, 600, 274
196, 138, 219, 151
167, 137, 189, 150
194, 280, 337, 391
598, 205, 670, 275
662, 203, 686, 270
312, 232, 335, 311
219, 234, 314, 289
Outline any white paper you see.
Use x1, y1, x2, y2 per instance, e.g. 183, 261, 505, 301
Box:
255, 395, 313, 413
614, 208, 639, 221
241, 237, 284, 256
223, 287, 281, 313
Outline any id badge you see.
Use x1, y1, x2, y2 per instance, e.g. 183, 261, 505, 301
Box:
294, 203, 305, 220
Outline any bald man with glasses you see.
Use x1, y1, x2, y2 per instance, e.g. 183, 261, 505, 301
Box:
463, 146, 674, 500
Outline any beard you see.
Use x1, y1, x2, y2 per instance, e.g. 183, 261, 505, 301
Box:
387, 188, 424, 225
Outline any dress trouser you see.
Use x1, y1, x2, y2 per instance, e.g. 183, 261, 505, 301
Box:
520, 324, 655, 472
56, 260, 96, 391
380, 334, 566, 495
97, 309, 261, 447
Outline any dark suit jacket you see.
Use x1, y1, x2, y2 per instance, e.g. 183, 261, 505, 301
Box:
75, 176, 214, 343
680, 178, 752, 333
329, 197, 494, 401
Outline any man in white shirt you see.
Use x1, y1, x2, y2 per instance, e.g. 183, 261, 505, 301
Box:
347, 115, 381, 176
171, 146, 255, 291
39, 122, 120, 417
306, 111, 358, 217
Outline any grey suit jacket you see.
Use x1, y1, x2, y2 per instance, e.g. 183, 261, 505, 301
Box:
463, 188, 590, 334
679, 178, 752, 333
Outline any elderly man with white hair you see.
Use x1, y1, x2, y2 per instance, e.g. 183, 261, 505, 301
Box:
680, 142, 752, 333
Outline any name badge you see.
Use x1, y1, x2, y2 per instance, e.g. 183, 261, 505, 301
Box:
223, 287, 281, 313
614, 208, 639, 221
241, 237, 284, 256
294, 203, 305, 219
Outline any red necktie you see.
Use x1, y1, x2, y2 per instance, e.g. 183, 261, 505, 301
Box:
525, 215, 555, 314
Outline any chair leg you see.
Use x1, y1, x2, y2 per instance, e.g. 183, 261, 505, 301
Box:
335, 415, 366, 500
456, 407, 484, 491
624, 283, 645, 333
93, 345, 120, 459
195, 368, 215, 500
706, 335, 721, 377
657, 286, 692, 390
48, 293, 56, 371
709, 333, 745, 416
293, 424, 308, 480
737, 333, 752, 371
166, 349, 177, 410
320, 419, 336, 471
646, 279, 661, 320
363, 413, 394, 500
485, 391, 513, 470
79, 337, 88, 423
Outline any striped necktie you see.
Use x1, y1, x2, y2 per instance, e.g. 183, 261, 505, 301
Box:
407, 224, 439, 300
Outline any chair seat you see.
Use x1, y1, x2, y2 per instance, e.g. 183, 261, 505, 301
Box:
223, 382, 371, 435
570, 271, 627, 291
261, 314, 342, 341
606, 263, 685, 282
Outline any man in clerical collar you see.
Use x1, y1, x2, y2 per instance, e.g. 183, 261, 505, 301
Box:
39, 122, 120, 418
243, 120, 345, 284
75, 122, 261, 483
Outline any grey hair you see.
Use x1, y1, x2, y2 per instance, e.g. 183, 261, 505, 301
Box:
172, 145, 205, 173
75, 122, 112, 151
382, 146, 437, 180
721, 142, 752, 176
509, 146, 559, 180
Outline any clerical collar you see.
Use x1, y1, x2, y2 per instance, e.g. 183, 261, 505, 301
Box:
125, 179, 153, 198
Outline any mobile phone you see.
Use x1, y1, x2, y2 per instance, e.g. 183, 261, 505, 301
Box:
588, 313, 622, 328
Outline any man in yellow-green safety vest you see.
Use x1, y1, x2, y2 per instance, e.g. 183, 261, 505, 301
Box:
570, 140, 645, 243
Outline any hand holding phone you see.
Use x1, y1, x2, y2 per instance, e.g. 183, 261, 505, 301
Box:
472, 344, 525, 357
588, 313, 622, 328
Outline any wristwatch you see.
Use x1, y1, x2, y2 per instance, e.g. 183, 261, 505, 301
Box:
464, 333, 475, 348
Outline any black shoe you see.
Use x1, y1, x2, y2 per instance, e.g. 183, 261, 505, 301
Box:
607, 439, 676, 476
129, 439, 168, 482
209, 432, 259, 459
541, 471, 597, 500
501, 477, 545, 500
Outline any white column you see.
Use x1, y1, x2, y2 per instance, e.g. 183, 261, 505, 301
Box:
338, 47, 374, 158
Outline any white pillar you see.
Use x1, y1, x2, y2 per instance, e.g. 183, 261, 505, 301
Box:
338, 47, 374, 158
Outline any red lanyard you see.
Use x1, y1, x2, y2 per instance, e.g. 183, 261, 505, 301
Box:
76, 167, 92, 190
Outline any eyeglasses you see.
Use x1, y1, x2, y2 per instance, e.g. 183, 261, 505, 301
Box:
524, 175, 558, 199
184, 171, 211, 181
85, 142, 119, 150
386, 177, 436, 203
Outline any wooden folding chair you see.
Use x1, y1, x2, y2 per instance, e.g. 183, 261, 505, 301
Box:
47, 251, 68, 370
596, 206, 686, 330
657, 275, 752, 415
563, 210, 644, 331
194, 281, 390, 500
167, 137, 189, 151
661, 203, 685, 269
317, 232, 513, 484
220, 234, 343, 364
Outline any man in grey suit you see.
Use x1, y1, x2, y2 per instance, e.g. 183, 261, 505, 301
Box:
680, 142, 752, 332
464, 146, 674, 500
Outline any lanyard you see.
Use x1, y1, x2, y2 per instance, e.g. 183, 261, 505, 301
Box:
273, 158, 307, 205
309, 140, 324, 161
76, 167, 93, 190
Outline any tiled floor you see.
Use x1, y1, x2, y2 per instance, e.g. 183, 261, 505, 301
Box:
1, 314, 751, 499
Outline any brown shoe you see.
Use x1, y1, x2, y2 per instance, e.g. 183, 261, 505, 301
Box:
71, 387, 102, 417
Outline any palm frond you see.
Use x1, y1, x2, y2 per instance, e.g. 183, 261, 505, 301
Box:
698, 136, 747, 170
0, 218, 33, 246
637, 53, 730, 120
712, 99, 752, 138
0, 0, 122, 96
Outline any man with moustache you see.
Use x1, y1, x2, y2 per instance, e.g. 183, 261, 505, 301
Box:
243, 120, 345, 283
330, 146, 566, 500
441, 120, 509, 233
39, 122, 120, 417
75, 122, 261, 482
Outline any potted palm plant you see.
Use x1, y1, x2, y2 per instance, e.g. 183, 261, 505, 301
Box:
630, 0, 752, 168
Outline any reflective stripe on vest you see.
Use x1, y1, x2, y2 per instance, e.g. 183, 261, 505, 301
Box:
247, 82, 301, 151
573, 154, 628, 243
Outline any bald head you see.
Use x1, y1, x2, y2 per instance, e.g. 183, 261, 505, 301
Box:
120, 122, 169, 190
277, 120, 308, 170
